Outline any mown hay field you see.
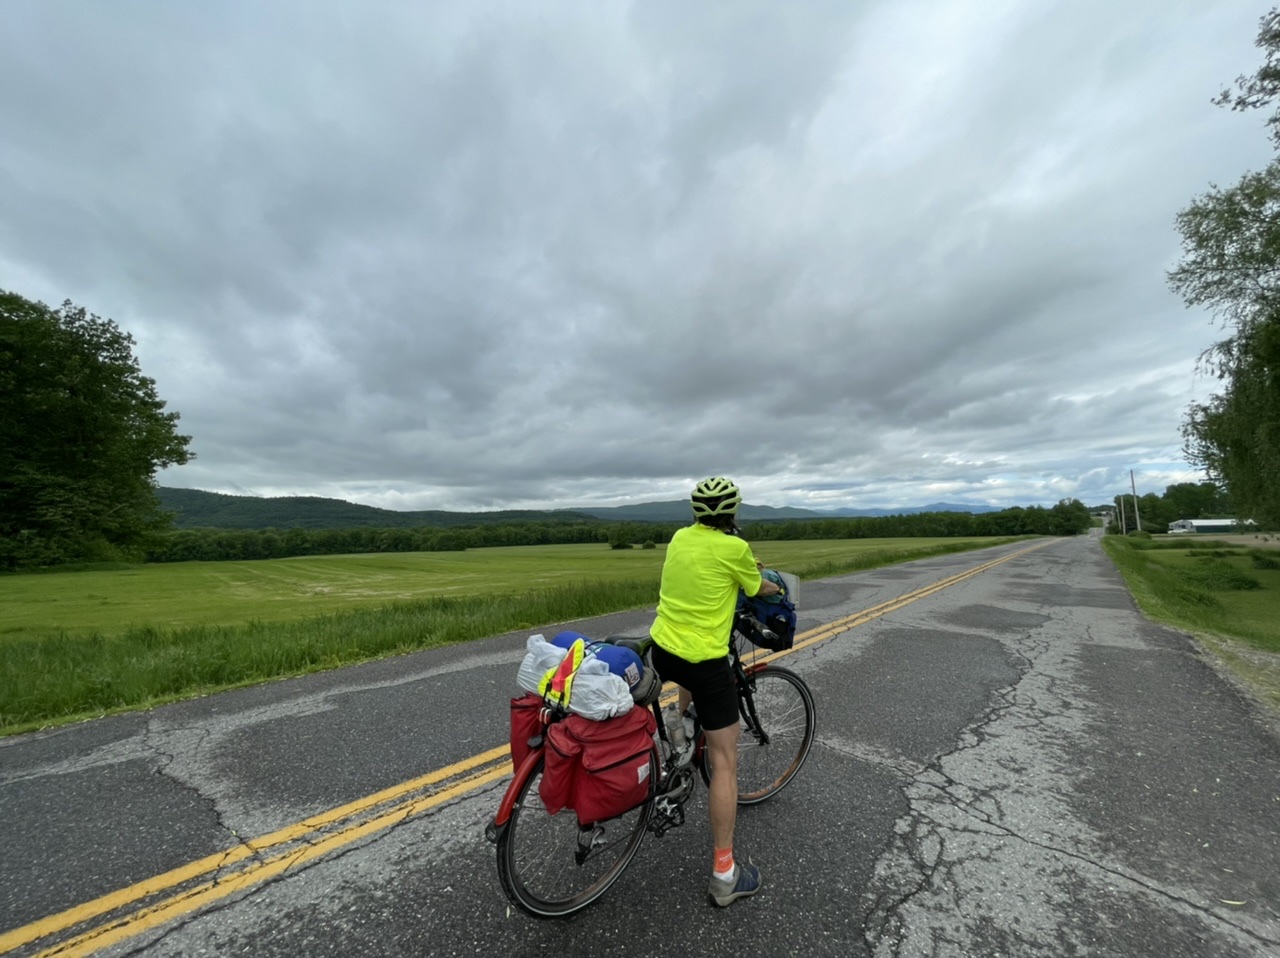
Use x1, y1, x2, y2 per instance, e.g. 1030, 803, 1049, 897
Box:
2, 537, 1028, 734
1, 537, 1019, 642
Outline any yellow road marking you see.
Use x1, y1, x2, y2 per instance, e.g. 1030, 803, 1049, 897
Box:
28, 765, 512, 958
753, 539, 1052, 665
0, 747, 510, 955
3, 539, 1051, 956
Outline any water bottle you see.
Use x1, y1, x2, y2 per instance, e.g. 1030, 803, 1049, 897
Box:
664, 703, 687, 749
683, 703, 698, 743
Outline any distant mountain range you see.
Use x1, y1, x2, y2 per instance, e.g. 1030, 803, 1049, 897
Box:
577, 500, 1008, 521
156, 487, 1008, 530
155, 487, 590, 529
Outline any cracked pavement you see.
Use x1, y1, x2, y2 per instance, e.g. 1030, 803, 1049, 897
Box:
1, 536, 1277, 957
856, 541, 1279, 957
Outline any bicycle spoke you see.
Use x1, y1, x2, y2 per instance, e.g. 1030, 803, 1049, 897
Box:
704, 666, 815, 804
496, 756, 653, 917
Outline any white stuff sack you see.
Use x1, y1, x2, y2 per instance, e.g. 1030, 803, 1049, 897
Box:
514, 634, 635, 720
516, 634, 568, 695
563, 658, 634, 721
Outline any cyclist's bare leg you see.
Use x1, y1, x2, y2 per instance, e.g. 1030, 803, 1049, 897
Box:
703, 724, 739, 852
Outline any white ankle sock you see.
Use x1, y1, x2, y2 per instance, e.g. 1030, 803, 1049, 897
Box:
713, 863, 736, 883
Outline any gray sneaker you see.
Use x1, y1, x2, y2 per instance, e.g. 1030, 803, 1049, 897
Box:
707, 862, 762, 907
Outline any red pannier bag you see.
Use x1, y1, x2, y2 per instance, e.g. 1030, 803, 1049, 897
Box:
539, 713, 581, 816
509, 693, 546, 773
572, 707, 657, 827
540, 706, 657, 826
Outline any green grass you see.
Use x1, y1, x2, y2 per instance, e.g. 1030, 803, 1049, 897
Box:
1101, 537, 1280, 647
1101, 536, 1280, 715
1, 546, 673, 639
0, 537, 1028, 735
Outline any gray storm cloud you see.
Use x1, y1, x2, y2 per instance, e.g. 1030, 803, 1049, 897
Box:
0, 0, 1271, 511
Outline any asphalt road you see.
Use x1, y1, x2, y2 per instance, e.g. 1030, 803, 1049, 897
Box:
2, 535, 1278, 957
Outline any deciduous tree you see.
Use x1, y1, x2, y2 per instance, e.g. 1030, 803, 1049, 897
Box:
0, 291, 193, 568
1169, 9, 1280, 527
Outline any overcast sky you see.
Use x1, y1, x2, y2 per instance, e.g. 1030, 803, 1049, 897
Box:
2, 1, 1274, 513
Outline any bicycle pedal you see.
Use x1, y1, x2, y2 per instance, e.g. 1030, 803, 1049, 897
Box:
648, 801, 685, 837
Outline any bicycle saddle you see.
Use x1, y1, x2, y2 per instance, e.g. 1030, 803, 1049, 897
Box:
604, 635, 654, 657
604, 636, 661, 706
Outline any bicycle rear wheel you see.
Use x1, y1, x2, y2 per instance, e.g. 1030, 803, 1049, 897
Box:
702, 665, 815, 804
496, 753, 654, 917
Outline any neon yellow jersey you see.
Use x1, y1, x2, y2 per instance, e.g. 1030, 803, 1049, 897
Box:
650, 523, 763, 663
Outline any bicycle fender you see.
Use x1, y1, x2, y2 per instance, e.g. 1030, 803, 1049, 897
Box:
493, 748, 544, 827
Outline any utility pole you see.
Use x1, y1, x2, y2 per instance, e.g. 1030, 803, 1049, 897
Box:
1130, 470, 1142, 531
1118, 496, 1127, 534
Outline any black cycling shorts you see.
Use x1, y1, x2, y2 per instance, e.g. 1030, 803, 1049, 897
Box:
650, 644, 739, 732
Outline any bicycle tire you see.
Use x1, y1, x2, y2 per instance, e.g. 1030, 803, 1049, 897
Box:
700, 665, 815, 804
496, 752, 655, 917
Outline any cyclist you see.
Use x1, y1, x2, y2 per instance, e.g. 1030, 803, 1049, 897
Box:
649, 476, 783, 907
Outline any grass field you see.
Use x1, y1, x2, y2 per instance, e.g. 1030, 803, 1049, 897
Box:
2, 538, 1011, 640
3, 546, 667, 639
0, 537, 1027, 734
1102, 534, 1280, 715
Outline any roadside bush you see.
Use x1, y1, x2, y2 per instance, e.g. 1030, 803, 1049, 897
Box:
1171, 584, 1224, 607
1183, 559, 1263, 591
1102, 534, 1278, 659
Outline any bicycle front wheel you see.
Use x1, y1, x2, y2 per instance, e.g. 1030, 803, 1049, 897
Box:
496, 753, 654, 918
702, 666, 816, 804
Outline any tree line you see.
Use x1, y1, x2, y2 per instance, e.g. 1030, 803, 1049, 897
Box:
744, 499, 1091, 542
1108, 481, 1234, 535
146, 522, 612, 561
139, 499, 1092, 564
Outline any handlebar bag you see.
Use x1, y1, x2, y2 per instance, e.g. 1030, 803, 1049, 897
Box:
736, 592, 798, 652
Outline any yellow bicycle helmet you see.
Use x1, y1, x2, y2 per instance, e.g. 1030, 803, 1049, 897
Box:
691, 476, 742, 518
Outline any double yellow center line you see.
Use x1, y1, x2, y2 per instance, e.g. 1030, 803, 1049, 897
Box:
2, 753, 513, 957
2, 540, 1050, 957
756, 539, 1050, 664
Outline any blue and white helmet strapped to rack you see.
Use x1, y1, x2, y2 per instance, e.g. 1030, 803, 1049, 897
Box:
552, 631, 663, 705
551, 631, 644, 692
